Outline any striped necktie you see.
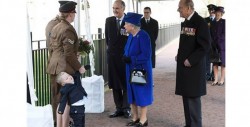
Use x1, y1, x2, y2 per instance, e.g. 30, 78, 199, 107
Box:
117, 19, 121, 31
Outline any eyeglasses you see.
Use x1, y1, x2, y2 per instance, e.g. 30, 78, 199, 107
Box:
144, 12, 150, 14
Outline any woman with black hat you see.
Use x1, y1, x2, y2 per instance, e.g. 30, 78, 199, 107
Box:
122, 12, 153, 127
210, 6, 226, 86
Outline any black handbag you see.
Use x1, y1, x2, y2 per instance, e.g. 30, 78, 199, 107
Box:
130, 65, 147, 85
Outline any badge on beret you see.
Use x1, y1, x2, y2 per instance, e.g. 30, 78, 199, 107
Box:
68, 39, 74, 44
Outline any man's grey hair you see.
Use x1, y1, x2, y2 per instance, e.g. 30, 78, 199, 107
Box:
184, 0, 194, 10
115, 0, 126, 9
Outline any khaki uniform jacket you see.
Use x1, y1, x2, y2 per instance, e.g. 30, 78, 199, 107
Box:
45, 15, 62, 62
45, 15, 61, 49
47, 19, 81, 75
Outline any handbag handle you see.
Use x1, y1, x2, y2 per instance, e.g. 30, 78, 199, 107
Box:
133, 64, 144, 70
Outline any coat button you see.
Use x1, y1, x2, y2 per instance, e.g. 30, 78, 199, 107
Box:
75, 111, 77, 113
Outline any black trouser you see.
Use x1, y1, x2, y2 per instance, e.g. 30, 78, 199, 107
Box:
182, 96, 202, 127
112, 89, 130, 112
70, 105, 85, 127
205, 54, 211, 79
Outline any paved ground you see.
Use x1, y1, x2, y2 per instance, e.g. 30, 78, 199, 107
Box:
85, 38, 225, 127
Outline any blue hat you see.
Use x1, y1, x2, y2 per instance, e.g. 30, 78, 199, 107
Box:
207, 4, 216, 11
59, 1, 77, 13
215, 6, 225, 13
123, 12, 143, 27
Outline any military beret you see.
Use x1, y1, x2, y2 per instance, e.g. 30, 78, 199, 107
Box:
123, 12, 143, 27
59, 1, 77, 13
215, 6, 225, 13
58, 0, 77, 6
58, 1, 68, 6
207, 4, 216, 11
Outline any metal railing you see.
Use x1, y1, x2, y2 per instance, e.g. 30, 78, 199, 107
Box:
31, 23, 180, 106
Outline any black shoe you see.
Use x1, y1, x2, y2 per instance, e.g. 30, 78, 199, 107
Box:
69, 121, 74, 127
126, 119, 140, 126
123, 110, 131, 118
211, 82, 218, 86
218, 82, 225, 86
135, 120, 148, 127
109, 110, 124, 118
210, 77, 215, 81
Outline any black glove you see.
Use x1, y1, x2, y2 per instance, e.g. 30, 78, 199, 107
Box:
84, 65, 91, 70
122, 56, 131, 63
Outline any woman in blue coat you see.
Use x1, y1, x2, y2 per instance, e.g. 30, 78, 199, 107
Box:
122, 12, 153, 127
210, 6, 226, 86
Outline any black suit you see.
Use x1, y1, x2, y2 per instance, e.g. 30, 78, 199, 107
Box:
176, 12, 210, 127
105, 15, 130, 112
140, 17, 159, 68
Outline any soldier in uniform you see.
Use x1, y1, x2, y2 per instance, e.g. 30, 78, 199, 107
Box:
204, 4, 217, 81
46, 1, 88, 127
176, 0, 211, 126
45, 1, 75, 125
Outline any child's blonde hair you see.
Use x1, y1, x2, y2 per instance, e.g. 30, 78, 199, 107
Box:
56, 72, 66, 84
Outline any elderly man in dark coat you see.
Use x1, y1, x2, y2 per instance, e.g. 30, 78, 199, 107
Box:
176, 0, 211, 127
105, 0, 131, 118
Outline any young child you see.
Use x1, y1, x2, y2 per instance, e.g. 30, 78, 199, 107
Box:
56, 71, 88, 127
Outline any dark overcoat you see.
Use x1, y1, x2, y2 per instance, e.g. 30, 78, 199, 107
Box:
210, 18, 226, 66
105, 16, 128, 89
175, 12, 211, 97
140, 17, 159, 68
124, 30, 153, 106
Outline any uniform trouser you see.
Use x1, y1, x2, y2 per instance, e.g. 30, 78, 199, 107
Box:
205, 54, 211, 78
182, 96, 202, 127
112, 89, 130, 112
70, 105, 85, 127
50, 74, 62, 122
151, 51, 156, 68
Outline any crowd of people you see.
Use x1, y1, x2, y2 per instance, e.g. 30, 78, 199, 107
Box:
44, 0, 225, 127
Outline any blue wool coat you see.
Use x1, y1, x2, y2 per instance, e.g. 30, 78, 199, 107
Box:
124, 30, 153, 107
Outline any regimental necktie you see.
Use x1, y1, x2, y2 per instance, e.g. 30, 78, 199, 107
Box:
117, 19, 121, 34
